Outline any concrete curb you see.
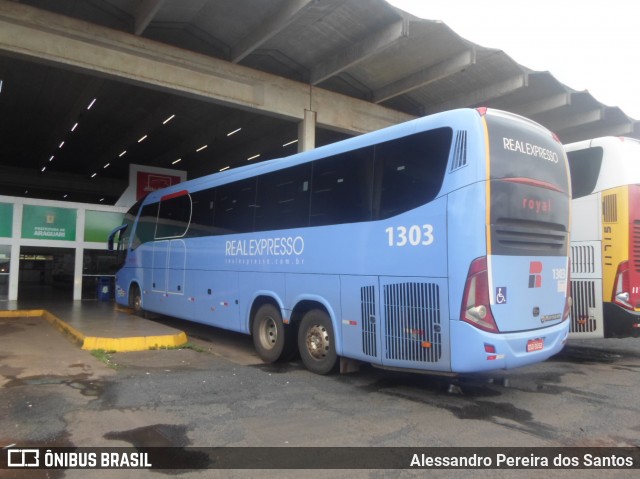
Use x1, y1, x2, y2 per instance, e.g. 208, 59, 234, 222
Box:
0, 309, 188, 352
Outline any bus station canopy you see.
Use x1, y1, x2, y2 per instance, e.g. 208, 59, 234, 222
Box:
0, 0, 637, 203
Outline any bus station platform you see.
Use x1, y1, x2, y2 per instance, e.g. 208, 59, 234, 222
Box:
0, 300, 188, 352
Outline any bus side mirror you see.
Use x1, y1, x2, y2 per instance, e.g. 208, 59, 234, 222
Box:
107, 224, 128, 251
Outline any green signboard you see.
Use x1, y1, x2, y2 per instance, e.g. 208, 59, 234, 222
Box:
0, 203, 12, 238
84, 210, 124, 243
22, 205, 77, 241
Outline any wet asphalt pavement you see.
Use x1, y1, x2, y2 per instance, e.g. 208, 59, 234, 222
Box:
1, 312, 640, 479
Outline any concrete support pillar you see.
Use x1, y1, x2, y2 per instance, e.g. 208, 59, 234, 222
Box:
298, 109, 316, 152
8, 203, 22, 301
73, 210, 86, 301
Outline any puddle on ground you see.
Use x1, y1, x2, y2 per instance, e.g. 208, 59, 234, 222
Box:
555, 346, 625, 363
0, 432, 73, 479
104, 424, 190, 447
104, 424, 210, 473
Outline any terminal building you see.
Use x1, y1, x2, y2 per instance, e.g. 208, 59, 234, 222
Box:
1, 0, 638, 303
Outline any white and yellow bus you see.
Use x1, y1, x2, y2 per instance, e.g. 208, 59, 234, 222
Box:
568, 137, 640, 338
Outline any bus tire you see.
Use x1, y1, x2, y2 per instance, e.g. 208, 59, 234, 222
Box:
252, 304, 292, 363
130, 284, 144, 317
298, 309, 338, 375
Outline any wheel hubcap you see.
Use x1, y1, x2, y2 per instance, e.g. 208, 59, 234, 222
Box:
259, 317, 277, 350
306, 325, 329, 360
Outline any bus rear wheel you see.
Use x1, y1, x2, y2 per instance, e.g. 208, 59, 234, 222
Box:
252, 304, 294, 363
298, 309, 337, 375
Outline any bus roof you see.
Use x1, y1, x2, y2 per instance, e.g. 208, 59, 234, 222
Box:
141, 107, 550, 205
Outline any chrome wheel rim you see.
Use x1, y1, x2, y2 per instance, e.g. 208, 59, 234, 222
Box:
306, 324, 330, 360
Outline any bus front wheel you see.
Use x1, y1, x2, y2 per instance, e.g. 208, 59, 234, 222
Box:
130, 285, 144, 317
298, 309, 337, 375
252, 304, 292, 363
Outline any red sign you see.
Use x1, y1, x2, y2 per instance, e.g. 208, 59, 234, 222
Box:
136, 172, 181, 200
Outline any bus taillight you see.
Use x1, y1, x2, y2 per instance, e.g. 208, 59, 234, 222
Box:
461, 257, 499, 333
613, 261, 633, 310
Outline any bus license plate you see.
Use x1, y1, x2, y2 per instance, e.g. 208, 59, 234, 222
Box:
526, 338, 544, 352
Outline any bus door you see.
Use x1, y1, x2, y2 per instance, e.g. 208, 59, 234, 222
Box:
167, 239, 186, 295
569, 241, 604, 338
152, 241, 169, 294
151, 239, 189, 317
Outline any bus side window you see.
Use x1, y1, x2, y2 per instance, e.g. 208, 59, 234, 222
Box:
567, 147, 603, 199
376, 127, 452, 219
133, 202, 159, 249
155, 194, 191, 239
310, 147, 374, 226
255, 163, 311, 231
214, 178, 257, 234
189, 188, 216, 237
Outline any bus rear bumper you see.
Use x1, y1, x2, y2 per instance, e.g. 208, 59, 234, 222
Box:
603, 303, 640, 338
449, 319, 570, 373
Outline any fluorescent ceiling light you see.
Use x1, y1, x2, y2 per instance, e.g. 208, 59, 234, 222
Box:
282, 139, 298, 147
219, 166, 230, 171
91, 173, 97, 178
227, 128, 242, 136
138, 135, 148, 143
71, 123, 78, 132
196, 145, 208, 152
103, 163, 110, 168
59, 141, 65, 148
119, 150, 127, 157
172, 158, 182, 165
247, 154, 260, 161
87, 98, 96, 110
49, 156, 54, 162
163, 114, 175, 124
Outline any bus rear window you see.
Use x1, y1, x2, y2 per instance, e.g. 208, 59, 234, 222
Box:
486, 113, 569, 193
567, 147, 603, 199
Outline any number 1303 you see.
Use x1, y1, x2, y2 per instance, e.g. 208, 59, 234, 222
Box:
385, 225, 434, 247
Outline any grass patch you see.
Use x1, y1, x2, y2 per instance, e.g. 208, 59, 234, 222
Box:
90, 349, 119, 369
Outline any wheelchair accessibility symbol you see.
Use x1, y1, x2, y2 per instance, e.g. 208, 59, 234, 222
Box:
495, 287, 507, 304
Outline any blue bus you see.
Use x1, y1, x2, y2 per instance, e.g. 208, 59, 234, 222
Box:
109, 108, 571, 375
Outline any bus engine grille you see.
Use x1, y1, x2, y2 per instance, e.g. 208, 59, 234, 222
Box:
493, 219, 567, 252
383, 282, 442, 363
